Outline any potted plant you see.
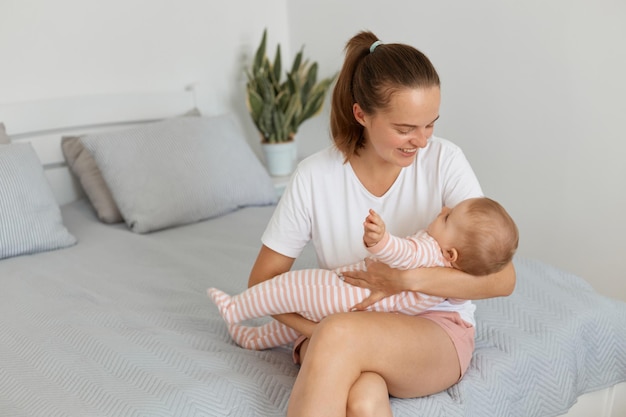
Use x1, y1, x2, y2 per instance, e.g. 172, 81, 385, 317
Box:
246, 29, 335, 176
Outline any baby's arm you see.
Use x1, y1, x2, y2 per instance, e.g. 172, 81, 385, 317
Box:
363, 209, 386, 248
363, 209, 437, 270
367, 231, 446, 271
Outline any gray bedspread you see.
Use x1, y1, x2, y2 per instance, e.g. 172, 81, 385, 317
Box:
1, 200, 625, 417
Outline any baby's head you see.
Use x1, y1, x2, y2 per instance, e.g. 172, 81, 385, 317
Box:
427, 197, 519, 276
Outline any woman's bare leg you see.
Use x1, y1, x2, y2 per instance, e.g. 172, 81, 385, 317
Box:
346, 372, 393, 417
296, 341, 393, 417
287, 312, 460, 417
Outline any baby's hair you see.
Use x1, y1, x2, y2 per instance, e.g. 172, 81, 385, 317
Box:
455, 198, 519, 276
330, 31, 440, 161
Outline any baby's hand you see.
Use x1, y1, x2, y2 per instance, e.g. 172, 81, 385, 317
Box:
363, 209, 386, 248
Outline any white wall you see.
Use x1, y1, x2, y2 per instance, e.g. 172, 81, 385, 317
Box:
288, 0, 626, 300
0, 0, 290, 156
1, 0, 624, 300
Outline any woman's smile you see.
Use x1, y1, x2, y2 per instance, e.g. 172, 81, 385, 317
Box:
397, 147, 418, 158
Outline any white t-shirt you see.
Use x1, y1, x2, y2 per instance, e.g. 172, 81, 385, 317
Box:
262, 136, 483, 325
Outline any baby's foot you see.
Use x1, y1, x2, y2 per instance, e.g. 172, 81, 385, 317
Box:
207, 288, 235, 323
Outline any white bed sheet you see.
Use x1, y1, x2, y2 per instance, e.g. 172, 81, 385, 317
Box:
1, 200, 625, 417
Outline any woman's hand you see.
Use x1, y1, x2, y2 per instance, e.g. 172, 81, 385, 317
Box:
341, 258, 406, 310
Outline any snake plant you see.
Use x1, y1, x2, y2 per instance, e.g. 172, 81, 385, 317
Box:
246, 29, 336, 144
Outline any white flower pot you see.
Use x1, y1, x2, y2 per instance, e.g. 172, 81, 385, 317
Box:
262, 141, 297, 177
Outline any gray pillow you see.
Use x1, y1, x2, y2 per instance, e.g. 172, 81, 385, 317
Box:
61, 108, 202, 224
81, 114, 277, 233
0, 123, 10, 144
0, 143, 77, 260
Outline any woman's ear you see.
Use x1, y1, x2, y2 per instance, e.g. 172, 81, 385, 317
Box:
353, 103, 367, 126
443, 247, 459, 263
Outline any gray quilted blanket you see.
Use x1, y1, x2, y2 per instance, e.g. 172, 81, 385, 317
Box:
1, 201, 624, 416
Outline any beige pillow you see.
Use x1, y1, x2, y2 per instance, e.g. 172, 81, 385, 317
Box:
62, 136, 123, 223
61, 108, 202, 224
0, 123, 10, 144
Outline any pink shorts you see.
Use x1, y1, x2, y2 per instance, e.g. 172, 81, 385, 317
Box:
418, 310, 475, 379
293, 311, 475, 379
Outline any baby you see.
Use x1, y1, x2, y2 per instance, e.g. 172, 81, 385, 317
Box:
208, 197, 518, 350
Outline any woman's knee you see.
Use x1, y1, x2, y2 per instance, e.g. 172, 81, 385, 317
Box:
303, 313, 360, 365
346, 372, 392, 417
314, 313, 359, 344
314, 313, 358, 339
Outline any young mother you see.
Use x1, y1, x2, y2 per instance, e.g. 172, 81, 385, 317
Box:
248, 30, 516, 417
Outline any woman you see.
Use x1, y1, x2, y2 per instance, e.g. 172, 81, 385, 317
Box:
248, 31, 516, 417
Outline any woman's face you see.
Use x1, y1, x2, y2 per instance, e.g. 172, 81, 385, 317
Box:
354, 86, 441, 167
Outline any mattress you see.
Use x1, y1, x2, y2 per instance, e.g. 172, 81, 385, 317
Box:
1, 199, 625, 417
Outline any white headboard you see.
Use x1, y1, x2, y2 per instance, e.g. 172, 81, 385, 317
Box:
1, 88, 197, 205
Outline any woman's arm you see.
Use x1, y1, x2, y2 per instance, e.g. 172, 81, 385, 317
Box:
342, 258, 516, 310
400, 261, 516, 299
248, 245, 318, 337
248, 244, 295, 287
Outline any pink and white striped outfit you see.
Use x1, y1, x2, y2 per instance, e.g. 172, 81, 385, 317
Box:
208, 230, 450, 350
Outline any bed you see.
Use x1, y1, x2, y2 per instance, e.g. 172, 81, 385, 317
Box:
1, 89, 625, 417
